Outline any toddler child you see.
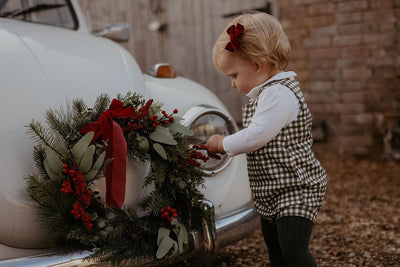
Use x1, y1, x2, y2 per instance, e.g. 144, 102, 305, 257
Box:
206, 12, 327, 267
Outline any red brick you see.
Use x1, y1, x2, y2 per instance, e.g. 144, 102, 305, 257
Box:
363, 9, 396, 22
309, 25, 337, 36
310, 69, 341, 81
339, 92, 365, 103
306, 92, 339, 103
285, 27, 308, 39
304, 81, 334, 92
395, 0, 400, 8
371, 0, 396, 9
304, 15, 335, 27
336, 12, 363, 24
362, 33, 396, 45
290, 49, 308, 60
338, 1, 368, 13
293, 0, 328, 5
334, 81, 367, 92
372, 67, 396, 79
338, 23, 374, 35
341, 68, 373, 80
308, 48, 339, 59
333, 35, 362, 47
378, 21, 397, 32
280, 7, 307, 18
308, 59, 336, 69
339, 46, 372, 58
308, 2, 335, 15
304, 37, 332, 48
335, 103, 365, 114
337, 58, 368, 69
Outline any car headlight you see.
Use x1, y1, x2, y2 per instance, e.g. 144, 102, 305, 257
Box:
183, 106, 238, 174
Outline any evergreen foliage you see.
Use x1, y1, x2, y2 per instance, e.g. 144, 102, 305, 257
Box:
25, 93, 210, 264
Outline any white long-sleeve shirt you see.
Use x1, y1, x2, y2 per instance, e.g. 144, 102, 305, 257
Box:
223, 71, 300, 157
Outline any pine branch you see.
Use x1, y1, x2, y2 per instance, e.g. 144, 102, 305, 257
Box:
92, 94, 110, 119
26, 120, 55, 148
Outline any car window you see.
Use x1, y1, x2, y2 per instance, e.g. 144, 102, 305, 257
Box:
0, 0, 78, 30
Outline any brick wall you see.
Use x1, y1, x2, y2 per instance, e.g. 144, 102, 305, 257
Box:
279, 0, 400, 156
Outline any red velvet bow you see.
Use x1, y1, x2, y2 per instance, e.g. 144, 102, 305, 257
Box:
225, 23, 244, 52
80, 99, 136, 209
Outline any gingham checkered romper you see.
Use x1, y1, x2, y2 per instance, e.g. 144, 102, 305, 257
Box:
243, 77, 327, 223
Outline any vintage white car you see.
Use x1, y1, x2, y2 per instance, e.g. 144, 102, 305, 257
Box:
0, 0, 257, 265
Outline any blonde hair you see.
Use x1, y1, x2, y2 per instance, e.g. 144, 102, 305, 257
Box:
213, 12, 290, 72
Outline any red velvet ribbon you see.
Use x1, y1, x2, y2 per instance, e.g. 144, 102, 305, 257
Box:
225, 23, 244, 52
80, 99, 135, 209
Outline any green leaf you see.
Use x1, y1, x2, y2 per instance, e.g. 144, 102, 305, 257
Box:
54, 136, 69, 155
136, 135, 149, 151
92, 151, 106, 171
149, 126, 177, 145
153, 143, 168, 160
45, 147, 63, 174
78, 145, 95, 173
84, 169, 98, 182
157, 227, 170, 246
72, 131, 94, 161
168, 121, 194, 136
44, 158, 62, 180
156, 235, 174, 259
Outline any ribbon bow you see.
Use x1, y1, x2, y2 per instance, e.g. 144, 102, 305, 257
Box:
80, 99, 136, 209
225, 23, 244, 52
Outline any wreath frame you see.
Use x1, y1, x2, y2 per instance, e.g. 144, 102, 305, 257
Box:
25, 92, 213, 265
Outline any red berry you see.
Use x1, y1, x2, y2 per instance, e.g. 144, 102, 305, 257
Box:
173, 213, 178, 218
153, 115, 158, 120
169, 117, 174, 122
62, 168, 68, 174
63, 164, 68, 169
166, 206, 171, 211
161, 214, 166, 219
156, 121, 160, 125
173, 109, 178, 114
167, 217, 172, 222
164, 120, 169, 125
171, 209, 176, 213
160, 208, 165, 213
150, 116, 154, 121
164, 211, 169, 217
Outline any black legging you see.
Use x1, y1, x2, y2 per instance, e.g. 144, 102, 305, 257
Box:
261, 216, 317, 267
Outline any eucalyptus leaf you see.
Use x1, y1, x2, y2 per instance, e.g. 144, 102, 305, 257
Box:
149, 126, 177, 145
45, 147, 63, 174
91, 151, 106, 171
178, 223, 188, 244
84, 169, 98, 182
153, 143, 168, 160
171, 240, 179, 256
137, 135, 149, 151
54, 136, 69, 155
156, 236, 174, 259
157, 227, 170, 247
168, 121, 194, 136
44, 159, 62, 181
71, 131, 94, 161
78, 145, 95, 173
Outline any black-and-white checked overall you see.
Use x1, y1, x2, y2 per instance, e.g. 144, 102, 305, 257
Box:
243, 77, 327, 223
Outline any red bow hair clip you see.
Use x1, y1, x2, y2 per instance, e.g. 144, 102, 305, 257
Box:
225, 23, 244, 52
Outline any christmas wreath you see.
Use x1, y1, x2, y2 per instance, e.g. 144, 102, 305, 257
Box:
25, 92, 216, 265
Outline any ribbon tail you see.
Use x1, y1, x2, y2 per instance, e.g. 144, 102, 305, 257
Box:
104, 121, 127, 209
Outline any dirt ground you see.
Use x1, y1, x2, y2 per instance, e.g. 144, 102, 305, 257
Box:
180, 144, 400, 266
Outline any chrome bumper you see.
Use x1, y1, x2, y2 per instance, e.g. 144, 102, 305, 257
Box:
0, 201, 258, 266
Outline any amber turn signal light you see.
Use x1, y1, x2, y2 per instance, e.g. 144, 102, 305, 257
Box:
150, 63, 177, 78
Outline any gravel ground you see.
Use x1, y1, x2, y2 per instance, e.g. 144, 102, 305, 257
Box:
178, 144, 400, 266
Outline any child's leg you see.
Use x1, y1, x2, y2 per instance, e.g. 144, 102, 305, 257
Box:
276, 216, 317, 267
260, 217, 288, 267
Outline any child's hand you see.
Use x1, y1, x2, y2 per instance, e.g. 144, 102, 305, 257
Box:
206, 134, 226, 154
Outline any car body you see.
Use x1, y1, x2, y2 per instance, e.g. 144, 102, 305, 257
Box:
0, 0, 257, 265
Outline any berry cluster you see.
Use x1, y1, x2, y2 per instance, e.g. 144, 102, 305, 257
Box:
150, 109, 178, 128
193, 144, 222, 160
160, 206, 178, 222
61, 163, 93, 230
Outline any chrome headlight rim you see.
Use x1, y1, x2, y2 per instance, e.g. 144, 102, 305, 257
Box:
182, 105, 238, 175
